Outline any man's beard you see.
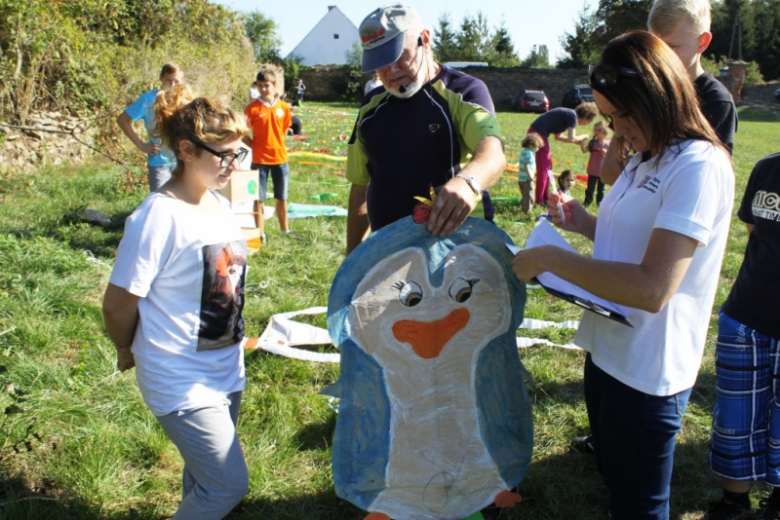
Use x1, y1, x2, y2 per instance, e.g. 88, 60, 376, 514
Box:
386, 53, 428, 99
385, 79, 422, 99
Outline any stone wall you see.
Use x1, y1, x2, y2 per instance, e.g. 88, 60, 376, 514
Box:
0, 112, 98, 173
299, 65, 590, 108
742, 81, 780, 105
463, 67, 589, 109
299, 66, 365, 100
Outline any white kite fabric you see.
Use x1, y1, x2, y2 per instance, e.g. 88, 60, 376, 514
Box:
242, 308, 582, 362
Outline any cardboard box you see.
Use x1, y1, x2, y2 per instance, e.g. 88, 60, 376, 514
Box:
217, 170, 258, 204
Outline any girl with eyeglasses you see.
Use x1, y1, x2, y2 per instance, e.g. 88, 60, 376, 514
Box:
512, 30, 734, 519
102, 84, 252, 519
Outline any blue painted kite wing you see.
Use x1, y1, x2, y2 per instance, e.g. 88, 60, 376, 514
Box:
331, 339, 390, 510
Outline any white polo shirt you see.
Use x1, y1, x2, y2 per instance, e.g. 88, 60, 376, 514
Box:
574, 140, 734, 396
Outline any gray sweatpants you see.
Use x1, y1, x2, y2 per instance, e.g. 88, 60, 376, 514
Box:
156, 391, 248, 520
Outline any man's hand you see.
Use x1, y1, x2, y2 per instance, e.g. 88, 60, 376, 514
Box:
427, 177, 478, 236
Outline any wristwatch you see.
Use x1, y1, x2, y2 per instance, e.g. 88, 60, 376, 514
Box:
455, 173, 482, 195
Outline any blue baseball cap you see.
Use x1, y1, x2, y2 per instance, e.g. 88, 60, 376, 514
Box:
359, 4, 421, 73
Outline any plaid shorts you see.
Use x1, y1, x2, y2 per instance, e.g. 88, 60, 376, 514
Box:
706, 311, 780, 484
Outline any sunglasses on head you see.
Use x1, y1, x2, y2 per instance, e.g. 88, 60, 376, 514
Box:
194, 141, 249, 168
588, 64, 639, 87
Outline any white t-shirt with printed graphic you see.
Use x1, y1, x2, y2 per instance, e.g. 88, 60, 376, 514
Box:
574, 140, 734, 396
110, 192, 248, 416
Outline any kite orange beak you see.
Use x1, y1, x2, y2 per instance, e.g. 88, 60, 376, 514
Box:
392, 308, 470, 359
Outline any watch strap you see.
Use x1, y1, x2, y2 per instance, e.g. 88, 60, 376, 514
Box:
455, 174, 481, 195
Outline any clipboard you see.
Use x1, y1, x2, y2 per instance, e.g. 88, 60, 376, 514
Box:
507, 219, 633, 328
539, 284, 633, 328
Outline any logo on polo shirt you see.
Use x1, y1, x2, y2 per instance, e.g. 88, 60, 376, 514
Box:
636, 175, 651, 188
429, 124, 440, 133
637, 175, 661, 194
752, 190, 780, 221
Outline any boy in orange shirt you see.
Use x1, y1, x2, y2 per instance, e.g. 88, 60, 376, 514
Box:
243, 70, 295, 242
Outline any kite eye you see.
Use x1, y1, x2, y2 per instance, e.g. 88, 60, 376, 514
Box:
393, 281, 423, 307
448, 278, 479, 303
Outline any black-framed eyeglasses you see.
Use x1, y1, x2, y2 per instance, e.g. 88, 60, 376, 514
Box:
588, 64, 639, 87
194, 141, 249, 168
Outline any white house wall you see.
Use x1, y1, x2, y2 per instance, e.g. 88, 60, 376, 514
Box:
287, 7, 359, 66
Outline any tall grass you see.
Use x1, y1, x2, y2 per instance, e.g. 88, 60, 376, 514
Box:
0, 103, 777, 519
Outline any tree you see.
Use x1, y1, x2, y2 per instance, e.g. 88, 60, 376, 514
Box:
558, 3, 600, 69
557, 0, 651, 68
590, 0, 653, 50
244, 11, 281, 64
455, 11, 492, 62
487, 22, 520, 67
434, 13, 459, 62
521, 45, 551, 68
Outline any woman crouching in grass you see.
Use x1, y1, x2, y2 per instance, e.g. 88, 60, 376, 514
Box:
102, 84, 251, 519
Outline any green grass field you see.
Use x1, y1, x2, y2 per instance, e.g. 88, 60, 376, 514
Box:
0, 103, 778, 519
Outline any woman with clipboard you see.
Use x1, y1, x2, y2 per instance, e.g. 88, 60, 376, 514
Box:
512, 31, 734, 520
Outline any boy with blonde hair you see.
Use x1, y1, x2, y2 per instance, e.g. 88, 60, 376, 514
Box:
648, 0, 737, 153
598, 0, 737, 185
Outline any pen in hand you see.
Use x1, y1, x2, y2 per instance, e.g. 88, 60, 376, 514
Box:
556, 199, 566, 226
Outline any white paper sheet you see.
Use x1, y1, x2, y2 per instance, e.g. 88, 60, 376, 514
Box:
511, 219, 630, 317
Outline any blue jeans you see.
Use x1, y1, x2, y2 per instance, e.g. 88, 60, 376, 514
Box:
584, 354, 691, 520
251, 162, 289, 201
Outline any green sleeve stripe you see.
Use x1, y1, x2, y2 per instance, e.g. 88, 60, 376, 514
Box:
433, 81, 502, 153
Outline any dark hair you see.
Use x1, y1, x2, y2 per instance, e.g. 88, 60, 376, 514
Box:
558, 169, 574, 190
591, 30, 726, 166
256, 69, 277, 83
160, 62, 182, 77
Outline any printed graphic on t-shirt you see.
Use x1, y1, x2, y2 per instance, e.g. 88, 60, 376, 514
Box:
197, 240, 248, 351
752, 190, 780, 221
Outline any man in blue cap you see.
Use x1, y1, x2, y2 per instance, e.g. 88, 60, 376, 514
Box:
346, 3, 507, 255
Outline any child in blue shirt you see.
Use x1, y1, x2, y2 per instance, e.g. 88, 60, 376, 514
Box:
117, 63, 183, 191
518, 133, 544, 214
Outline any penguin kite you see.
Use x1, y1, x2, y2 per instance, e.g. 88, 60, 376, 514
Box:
327, 216, 533, 520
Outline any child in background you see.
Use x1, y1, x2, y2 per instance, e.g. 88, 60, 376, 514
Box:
248, 81, 260, 102
527, 103, 598, 204
116, 62, 183, 192
518, 133, 544, 214
581, 121, 610, 207
557, 170, 575, 196
295, 79, 306, 106
244, 69, 298, 243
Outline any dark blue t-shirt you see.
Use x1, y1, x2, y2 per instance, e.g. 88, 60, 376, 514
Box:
529, 108, 578, 138
346, 66, 502, 231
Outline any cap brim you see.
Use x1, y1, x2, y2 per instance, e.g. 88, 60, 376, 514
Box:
361, 32, 405, 73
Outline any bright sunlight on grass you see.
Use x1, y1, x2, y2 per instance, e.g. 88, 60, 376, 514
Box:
0, 103, 778, 519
